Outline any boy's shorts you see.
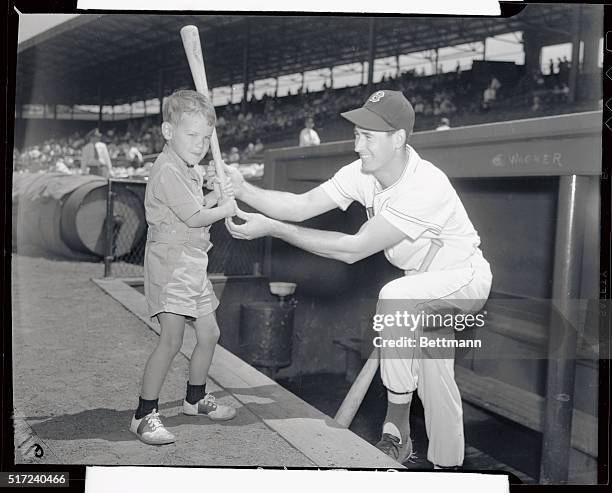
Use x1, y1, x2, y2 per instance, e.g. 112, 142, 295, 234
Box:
144, 238, 219, 320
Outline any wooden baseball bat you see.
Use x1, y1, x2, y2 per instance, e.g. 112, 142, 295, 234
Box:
334, 238, 444, 428
180, 25, 226, 198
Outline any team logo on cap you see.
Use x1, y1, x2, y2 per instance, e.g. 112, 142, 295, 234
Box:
369, 91, 385, 103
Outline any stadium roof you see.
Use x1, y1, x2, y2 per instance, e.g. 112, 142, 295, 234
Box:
15, 5, 596, 106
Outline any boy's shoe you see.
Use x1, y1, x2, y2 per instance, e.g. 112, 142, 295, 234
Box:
375, 433, 416, 464
183, 393, 236, 421
130, 410, 176, 445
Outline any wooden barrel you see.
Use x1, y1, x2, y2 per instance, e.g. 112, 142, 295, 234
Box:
59, 180, 146, 257
13, 173, 146, 259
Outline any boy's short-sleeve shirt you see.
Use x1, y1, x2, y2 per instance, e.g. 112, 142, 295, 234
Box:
145, 144, 205, 229
320, 145, 482, 272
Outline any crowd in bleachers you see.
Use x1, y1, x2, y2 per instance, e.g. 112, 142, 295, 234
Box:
13, 58, 599, 177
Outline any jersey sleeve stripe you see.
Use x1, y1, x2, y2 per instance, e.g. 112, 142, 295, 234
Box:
385, 207, 443, 234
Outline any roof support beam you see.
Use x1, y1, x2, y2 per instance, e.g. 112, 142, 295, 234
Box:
367, 18, 377, 90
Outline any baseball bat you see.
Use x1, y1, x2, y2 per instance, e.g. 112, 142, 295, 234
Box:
334, 238, 444, 428
180, 25, 226, 198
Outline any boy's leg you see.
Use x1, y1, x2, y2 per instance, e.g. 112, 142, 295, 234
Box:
141, 312, 186, 400
182, 312, 236, 420
130, 312, 186, 445
188, 312, 220, 387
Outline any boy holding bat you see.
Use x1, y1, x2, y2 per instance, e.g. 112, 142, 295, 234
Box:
130, 90, 237, 446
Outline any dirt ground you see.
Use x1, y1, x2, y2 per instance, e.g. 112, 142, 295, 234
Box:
11, 253, 314, 467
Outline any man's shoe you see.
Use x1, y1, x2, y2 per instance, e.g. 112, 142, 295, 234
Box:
375, 433, 416, 464
183, 393, 236, 421
129, 410, 175, 445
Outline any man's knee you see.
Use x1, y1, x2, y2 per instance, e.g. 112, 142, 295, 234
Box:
378, 277, 419, 301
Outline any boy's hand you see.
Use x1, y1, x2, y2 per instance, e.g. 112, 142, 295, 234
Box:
218, 196, 237, 218
206, 160, 246, 199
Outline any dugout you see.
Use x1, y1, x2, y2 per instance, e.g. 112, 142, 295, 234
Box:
258, 110, 602, 483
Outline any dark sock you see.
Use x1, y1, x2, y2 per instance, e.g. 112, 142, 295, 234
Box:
383, 393, 412, 444
135, 397, 158, 420
186, 382, 207, 405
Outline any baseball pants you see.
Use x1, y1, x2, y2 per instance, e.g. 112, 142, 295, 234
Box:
376, 253, 492, 467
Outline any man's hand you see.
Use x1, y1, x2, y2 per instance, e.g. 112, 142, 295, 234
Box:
226, 208, 273, 240
206, 160, 246, 199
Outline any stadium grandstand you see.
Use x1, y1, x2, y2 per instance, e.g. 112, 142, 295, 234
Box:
14, 5, 602, 176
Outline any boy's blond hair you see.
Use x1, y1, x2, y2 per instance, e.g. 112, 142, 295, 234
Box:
162, 90, 216, 126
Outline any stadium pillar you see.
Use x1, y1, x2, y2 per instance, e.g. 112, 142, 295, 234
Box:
482, 39, 486, 60
53, 104, 58, 120
434, 48, 439, 75
274, 77, 279, 97
242, 20, 251, 112
539, 175, 587, 484
567, 6, 582, 104
523, 29, 544, 79
395, 55, 400, 77
158, 67, 165, 118
329, 67, 334, 88
71, 105, 74, 120
367, 18, 377, 90
144, 100, 147, 116
98, 84, 103, 123
580, 7, 601, 102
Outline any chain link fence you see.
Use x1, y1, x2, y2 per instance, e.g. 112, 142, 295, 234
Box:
103, 178, 265, 279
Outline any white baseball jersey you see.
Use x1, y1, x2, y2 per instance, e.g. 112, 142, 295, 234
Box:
320, 145, 482, 272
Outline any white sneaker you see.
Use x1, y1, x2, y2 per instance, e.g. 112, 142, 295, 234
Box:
183, 394, 236, 421
130, 410, 176, 445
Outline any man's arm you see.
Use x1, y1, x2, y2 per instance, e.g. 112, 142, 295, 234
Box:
216, 163, 338, 222
227, 209, 406, 264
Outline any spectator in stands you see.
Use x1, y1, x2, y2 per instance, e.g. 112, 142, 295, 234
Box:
436, 117, 451, 131
299, 117, 321, 147
80, 129, 112, 177
228, 147, 241, 164
126, 139, 144, 164
482, 81, 497, 111
531, 95, 542, 112
254, 138, 264, 155
413, 98, 424, 115
55, 159, 71, 174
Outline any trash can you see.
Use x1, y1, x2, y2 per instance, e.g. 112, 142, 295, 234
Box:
239, 300, 296, 375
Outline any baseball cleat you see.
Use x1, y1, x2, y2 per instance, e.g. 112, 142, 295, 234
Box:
375, 433, 416, 464
183, 393, 236, 421
130, 410, 176, 445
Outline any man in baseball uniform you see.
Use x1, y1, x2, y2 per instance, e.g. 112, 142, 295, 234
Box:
222, 90, 492, 468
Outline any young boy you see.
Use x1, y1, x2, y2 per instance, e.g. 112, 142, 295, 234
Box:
130, 90, 237, 445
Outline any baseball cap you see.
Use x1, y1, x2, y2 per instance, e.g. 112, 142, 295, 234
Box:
341, 90, 415, 135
